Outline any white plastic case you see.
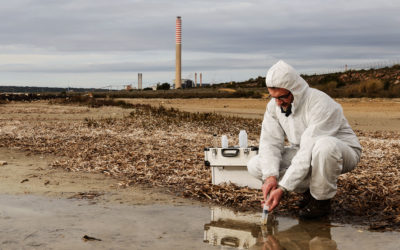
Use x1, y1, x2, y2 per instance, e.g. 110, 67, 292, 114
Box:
204, 147, 262, 189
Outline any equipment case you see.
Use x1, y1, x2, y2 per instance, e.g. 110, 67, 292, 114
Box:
204, 147, 262, 189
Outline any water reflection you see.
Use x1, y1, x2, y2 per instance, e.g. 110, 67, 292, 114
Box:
203, 207, 337, 250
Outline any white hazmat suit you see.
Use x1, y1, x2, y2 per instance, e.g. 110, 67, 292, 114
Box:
247, 60, 362, 200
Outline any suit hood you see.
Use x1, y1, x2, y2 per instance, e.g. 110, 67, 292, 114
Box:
266, 60, 309, 114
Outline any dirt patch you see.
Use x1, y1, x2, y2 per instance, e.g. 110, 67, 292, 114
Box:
0, 147, 195, 206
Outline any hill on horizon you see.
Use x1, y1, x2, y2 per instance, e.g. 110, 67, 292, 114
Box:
218, 64, 400, 98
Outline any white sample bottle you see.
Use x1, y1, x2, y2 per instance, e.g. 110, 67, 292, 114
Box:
239, 130, 248, 148
221, 135, 228, 148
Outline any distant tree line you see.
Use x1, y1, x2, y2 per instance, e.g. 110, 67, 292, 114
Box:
157, 82, 170, 90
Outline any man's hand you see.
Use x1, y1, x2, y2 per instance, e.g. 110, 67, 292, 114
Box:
266, 188, 284, 211
262, 176, 278, 202
263, 235, 283, 250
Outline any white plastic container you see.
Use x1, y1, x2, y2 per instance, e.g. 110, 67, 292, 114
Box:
204, 147, 261, 189
239, 130, 248, 148
221, 135, 228, 148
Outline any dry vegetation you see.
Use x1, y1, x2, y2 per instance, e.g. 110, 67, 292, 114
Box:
0, 98, 399, 231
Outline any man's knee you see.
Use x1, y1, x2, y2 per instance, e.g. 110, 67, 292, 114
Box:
312, 137, 341, 162
310, 137, 343, 199
247, 155, 262, 179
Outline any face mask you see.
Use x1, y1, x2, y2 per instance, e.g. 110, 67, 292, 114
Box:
280, 104, 292, 117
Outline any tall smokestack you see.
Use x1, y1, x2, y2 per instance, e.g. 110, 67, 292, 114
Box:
175, 16, 182, 89
138, 73, 142, 90
195, 72, 197, 87
200, 73, 202, 87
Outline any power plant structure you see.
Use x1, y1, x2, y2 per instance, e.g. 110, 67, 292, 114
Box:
174, 17, 204, 89
138, 73, 142, 90
175, 16, 182, 89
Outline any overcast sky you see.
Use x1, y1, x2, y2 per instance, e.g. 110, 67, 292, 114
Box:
1, 0, 399, 88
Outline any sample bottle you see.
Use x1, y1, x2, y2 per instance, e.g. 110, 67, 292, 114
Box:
221, 135, 228, 148
212, 134, 218, 148
239, 130, 248, 148
261, 203, 269, 225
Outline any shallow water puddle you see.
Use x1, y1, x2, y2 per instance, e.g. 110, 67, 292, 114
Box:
0, 195, 399, 250
0, 194, 215, 249
204, 207, 400, 249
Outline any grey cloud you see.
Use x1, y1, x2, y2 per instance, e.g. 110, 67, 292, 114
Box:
0, 61, 174, 73
0, 0, 176, 51
0, 0, 399, 86
2, 0, 399, 54
0, 55, 265, 73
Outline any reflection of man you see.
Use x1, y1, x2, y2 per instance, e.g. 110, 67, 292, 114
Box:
248, 60, 361, 218
262, 219, 337, 250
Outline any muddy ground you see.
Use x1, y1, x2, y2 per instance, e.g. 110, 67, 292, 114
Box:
0, 98, 399, 238
0, 147, 194, 207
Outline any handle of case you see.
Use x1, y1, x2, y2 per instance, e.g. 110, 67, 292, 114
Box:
221, 148, 239, 157
221, 237, 239, 247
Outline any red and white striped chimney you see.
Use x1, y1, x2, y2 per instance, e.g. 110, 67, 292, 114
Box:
176, 16, 181, 45
175, 16, 182, 89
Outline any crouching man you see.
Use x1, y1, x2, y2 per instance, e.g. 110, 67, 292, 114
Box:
248, 60, 362, 219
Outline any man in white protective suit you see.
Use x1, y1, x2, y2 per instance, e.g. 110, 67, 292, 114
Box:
247, 60, 362, 219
